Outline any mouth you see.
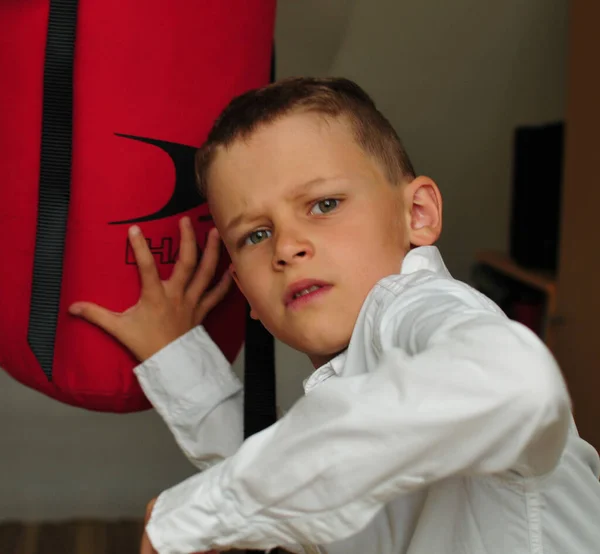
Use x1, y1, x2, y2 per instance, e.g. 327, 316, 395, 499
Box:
284, 279, 332, 308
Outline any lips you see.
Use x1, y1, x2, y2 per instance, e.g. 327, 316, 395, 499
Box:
284, 279, 332, 307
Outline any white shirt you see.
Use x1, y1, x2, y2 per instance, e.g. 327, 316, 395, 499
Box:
135, 246, 600, 554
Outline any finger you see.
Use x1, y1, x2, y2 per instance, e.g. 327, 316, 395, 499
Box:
128, 226, 162, 298
193, 269, 233, 326
169, 217, 198, 290
69, 302, 123, 338
186, 227, 222, 302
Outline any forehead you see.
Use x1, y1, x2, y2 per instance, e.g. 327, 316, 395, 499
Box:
213, 112, 361, 177
206, 112, 379, 223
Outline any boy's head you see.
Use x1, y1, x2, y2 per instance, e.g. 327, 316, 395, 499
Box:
196, 77, 442, 367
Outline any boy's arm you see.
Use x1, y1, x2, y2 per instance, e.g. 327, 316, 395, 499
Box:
70, 217, 242, 466
134, 325, 243, 470
144, 284, 571, 554
69, 217, 242, 550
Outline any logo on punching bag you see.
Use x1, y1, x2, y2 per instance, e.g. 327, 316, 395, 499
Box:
109, 133, 205, 224
110, 133, 212, 266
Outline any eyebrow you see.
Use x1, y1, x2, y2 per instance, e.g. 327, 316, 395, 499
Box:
224, 176, 342, 233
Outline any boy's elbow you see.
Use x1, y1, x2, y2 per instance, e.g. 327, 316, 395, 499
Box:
511, 345, 572, 475
520, 338, 571, 422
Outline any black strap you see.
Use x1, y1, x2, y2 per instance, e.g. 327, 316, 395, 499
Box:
243, 44, 278, 439
243, 307, 277, 438
28, 0, 79, 380
243, 42, 278, 437
242, 42, 278, 554
243, 310, 277, 554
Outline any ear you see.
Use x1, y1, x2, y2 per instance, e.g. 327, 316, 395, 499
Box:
229, 264, 260, 320
403, 176, 442, 247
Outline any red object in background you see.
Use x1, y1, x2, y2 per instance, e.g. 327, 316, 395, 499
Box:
0, 1, 276, 412
511, 299, 545, 337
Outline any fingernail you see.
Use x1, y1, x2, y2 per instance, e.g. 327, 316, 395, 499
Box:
69, 304, 82, 315
129, 225, 141, 236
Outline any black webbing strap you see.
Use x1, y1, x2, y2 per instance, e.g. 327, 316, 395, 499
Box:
243, 310, 277, 554
243, 307, 277, 438
27, 0, 79, 380
242, 43, 278, 554
243, 43, 278, 438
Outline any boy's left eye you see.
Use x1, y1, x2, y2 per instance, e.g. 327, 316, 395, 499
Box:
310, 198, 340, 215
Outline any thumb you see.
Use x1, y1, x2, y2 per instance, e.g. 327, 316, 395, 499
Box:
69, 302, 123, 338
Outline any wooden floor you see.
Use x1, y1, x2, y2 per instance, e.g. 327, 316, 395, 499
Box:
0, 520, 145, 554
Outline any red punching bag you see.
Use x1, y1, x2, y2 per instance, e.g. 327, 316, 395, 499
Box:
0, 0, 276, 412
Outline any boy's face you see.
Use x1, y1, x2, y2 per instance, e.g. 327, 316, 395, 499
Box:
208, 112, 437, 367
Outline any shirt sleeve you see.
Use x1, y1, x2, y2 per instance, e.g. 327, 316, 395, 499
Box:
145, 284, 572, 553
134, 325, 244, 470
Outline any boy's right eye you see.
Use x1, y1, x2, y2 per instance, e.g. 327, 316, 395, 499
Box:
244, 229, 272, 246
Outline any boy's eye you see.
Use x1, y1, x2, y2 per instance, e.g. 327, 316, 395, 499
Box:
244, 229, 272, 246
311, 198, 339, 215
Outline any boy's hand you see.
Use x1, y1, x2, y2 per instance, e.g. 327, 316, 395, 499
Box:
141, 497, 218, 554
69, 217, 232, 362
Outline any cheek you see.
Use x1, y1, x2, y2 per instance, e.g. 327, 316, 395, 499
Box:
330, 217, 398, 262
330, 221, 405, 282
234, 262, 270, 309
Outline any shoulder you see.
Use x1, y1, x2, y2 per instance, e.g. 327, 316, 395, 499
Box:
368, 246, 504, 320
359, 247, 507, 354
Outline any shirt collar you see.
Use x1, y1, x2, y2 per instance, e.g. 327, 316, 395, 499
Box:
302, 247, 448, 394
400, 246, 451, 278
303, 350, 347, 393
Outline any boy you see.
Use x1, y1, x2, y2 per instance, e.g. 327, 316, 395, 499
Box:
70, 77, 600, 553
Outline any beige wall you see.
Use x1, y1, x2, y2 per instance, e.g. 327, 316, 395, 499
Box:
276, 0, 568, 281
0, 0, 567, 520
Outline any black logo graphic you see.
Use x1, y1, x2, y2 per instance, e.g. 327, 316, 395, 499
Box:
109, 134, 206, 225
110, 133, 214, 266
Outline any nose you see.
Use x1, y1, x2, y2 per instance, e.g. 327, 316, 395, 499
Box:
272, 227, 314, 269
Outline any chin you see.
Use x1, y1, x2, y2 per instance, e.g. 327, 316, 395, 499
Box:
273, 324, 351, 363
307, 351, 345, 369
305, 341, 349, 366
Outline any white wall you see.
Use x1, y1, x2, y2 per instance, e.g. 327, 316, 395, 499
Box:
0, 0, 568, 521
